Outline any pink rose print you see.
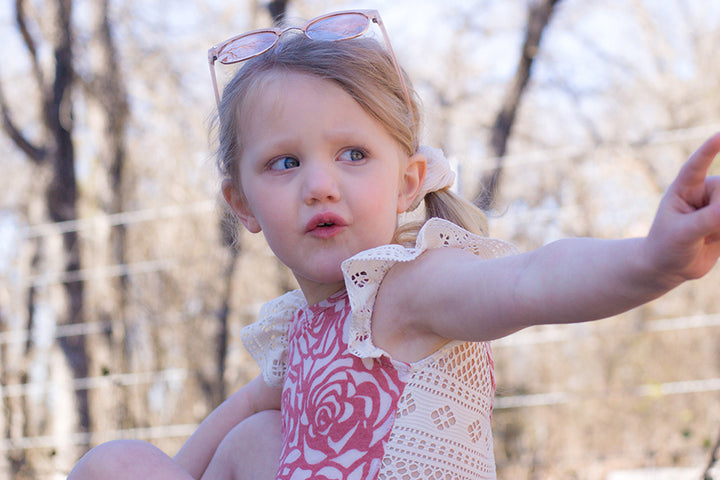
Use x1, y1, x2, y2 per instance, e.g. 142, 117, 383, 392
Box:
277, 295, 405, 480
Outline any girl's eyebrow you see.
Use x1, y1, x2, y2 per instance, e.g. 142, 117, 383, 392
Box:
245, 131, 298, 155
322, 127, 371, 144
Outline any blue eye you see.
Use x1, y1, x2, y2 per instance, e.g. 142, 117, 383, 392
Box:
269, 156, 300, 170
340, 149, 366, 162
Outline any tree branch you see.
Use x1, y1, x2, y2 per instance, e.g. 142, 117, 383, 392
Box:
0, 0, 48, 163
15, 0, 46, 91
46, 0, 76, 224
0, 79, 46, 163
474, 0, 562, 210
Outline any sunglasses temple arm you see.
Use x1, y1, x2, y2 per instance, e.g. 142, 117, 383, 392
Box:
208, 53, 221, 106
374, 18, 412, 111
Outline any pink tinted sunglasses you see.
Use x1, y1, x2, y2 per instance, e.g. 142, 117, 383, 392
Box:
207, 9, 411, 109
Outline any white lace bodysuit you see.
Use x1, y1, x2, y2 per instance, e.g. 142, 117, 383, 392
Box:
241, 219, 518, 480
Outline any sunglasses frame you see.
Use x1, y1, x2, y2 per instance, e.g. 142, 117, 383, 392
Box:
208, 9, 411, 110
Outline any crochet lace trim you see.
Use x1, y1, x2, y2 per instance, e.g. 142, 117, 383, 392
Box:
240, 289, 305, 387
341, 217, 518, 362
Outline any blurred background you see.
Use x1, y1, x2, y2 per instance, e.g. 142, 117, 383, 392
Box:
1, 0, 719, 478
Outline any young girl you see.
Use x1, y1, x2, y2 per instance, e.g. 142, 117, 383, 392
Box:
69, 9, 720, 480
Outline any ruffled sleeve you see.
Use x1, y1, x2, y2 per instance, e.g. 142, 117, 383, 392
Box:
341, 218, 518, 360
240, 289, 306, 387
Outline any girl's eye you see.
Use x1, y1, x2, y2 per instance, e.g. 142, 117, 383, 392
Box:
269, 157, 300, 171
340, 149, 366, 163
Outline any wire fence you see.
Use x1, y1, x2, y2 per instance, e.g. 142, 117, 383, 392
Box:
2, 124, 719, 478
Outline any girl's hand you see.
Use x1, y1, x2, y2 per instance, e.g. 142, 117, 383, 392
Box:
645, 132, 720, 286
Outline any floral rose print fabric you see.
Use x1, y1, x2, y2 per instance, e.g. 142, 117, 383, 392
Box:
277, 291, 406, 480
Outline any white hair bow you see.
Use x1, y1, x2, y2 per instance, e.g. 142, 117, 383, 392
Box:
408, 145, 456, 211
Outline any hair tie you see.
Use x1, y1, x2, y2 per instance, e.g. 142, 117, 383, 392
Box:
408, 145, 456, 211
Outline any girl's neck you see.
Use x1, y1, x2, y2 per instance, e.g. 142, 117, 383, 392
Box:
297, 279, 346, 306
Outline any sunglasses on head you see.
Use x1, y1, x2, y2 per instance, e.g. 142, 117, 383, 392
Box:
207, 9, 411, 110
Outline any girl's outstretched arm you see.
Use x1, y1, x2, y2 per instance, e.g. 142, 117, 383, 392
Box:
375, 133, 720, 353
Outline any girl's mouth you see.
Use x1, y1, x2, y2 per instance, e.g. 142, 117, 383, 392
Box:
306, 213, 347, 238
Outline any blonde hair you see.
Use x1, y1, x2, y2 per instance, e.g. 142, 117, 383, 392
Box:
214, 34, 488, 243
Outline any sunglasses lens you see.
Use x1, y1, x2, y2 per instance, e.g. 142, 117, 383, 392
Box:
217, 31, 278, 64
306, 13, 369, 41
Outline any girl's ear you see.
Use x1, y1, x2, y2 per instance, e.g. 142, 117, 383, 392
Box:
222, 179, 262, 233
397, 152, 427, 213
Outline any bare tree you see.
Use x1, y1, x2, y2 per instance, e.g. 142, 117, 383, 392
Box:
84, 0, 130, 296
1, 0, 129, 475
80, 0, 133, 427
0, 0, 89, 434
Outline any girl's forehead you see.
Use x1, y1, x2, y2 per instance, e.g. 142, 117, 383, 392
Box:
239, 71, 354, 127
241, 71, 319, 112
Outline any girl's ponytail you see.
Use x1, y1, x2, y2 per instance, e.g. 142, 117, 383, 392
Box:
425, 189, 488, 236
394, 189, 489, 246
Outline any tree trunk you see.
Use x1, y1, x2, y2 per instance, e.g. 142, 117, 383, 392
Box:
80, 0, 133, 436
48, 0, 91, 433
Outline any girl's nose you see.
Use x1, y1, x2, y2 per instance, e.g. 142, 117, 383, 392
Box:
302, 163, 341, 205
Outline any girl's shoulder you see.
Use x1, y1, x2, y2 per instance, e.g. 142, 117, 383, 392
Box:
341, 218, 517, 360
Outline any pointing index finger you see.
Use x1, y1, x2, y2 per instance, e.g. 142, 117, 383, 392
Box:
675, 132, 720, 187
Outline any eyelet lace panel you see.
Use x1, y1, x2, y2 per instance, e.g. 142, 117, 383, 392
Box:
377, 341, 497, 479
240, 289, 306, 387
